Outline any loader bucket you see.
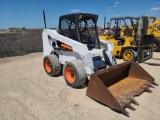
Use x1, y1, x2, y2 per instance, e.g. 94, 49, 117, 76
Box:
86, 61, 157, 114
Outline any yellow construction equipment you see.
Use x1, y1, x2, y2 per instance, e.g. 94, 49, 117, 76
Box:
42, 11, 157, 115
99, 16, 153, 62
146, 16, 160, 52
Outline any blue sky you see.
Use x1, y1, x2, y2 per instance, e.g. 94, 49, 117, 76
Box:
0, 0, 160, 29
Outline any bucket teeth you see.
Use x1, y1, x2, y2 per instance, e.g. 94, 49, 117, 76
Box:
147, 84, 155, 88
145, 82, 155, 88
130, 98, 139, 105
121, 101, 135, 111
127, 104, 135, 110
145, 88, 152, 93
151, 81, 158, 86
122, 109, 129, 115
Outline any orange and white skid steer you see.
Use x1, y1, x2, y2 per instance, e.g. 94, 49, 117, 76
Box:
42, 11, 158, 115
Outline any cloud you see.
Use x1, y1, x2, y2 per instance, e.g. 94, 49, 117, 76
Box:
107, 10, 111, 12
115, 1, 119, 4
113, 1, 119, 7
151, 7, 160, 11
113, 4, 118, 7
70, 9, 80, 13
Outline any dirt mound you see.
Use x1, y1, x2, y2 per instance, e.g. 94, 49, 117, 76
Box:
0, 32, 43, 58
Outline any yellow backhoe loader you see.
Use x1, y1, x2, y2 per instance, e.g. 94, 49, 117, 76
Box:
42, 11, 157, 115
99, 16, 153, 62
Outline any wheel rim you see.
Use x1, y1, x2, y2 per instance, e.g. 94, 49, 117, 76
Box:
44, 59, 52, 73
65, 66, 76, 83
124, 51, 133, 61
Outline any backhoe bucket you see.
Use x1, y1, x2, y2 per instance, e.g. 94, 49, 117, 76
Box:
86, 61, 157, 114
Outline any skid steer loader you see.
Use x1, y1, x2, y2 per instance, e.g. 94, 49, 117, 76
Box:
99, 16, 153, 62
42, 11, 157, 115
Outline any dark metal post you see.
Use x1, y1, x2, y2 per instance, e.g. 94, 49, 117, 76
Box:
43, 9, 46, 29
104, 16, 106, 30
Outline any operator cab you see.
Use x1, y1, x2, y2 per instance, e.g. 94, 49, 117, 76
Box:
58, 13, 100, 50
109, 17, 139, 39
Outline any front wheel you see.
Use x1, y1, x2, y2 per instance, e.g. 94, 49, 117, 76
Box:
63, 61, 86, 88
122, 49, 137, 61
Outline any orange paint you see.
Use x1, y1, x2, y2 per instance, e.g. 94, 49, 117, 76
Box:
61, 44, 73, 51
65, 66, 76, 83
45, 59, 51, 73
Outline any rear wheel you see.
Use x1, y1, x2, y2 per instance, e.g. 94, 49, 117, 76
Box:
122, 49, 137, 61
43, 55, 61, 76
153, 38, 160, 52
63, 61, 86, 88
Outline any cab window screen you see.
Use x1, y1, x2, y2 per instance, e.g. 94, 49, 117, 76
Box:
61, 19, 70, 30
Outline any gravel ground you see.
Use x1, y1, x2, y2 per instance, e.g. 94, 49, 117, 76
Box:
0, 52, 160, 120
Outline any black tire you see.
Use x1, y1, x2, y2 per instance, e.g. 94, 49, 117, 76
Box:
43, 55, 61, 77
122, 49, 137, 61
153, 38, 160, 52
63, 61, 86, 88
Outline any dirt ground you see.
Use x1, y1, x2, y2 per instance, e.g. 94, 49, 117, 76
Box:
0, 52, 160, 120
